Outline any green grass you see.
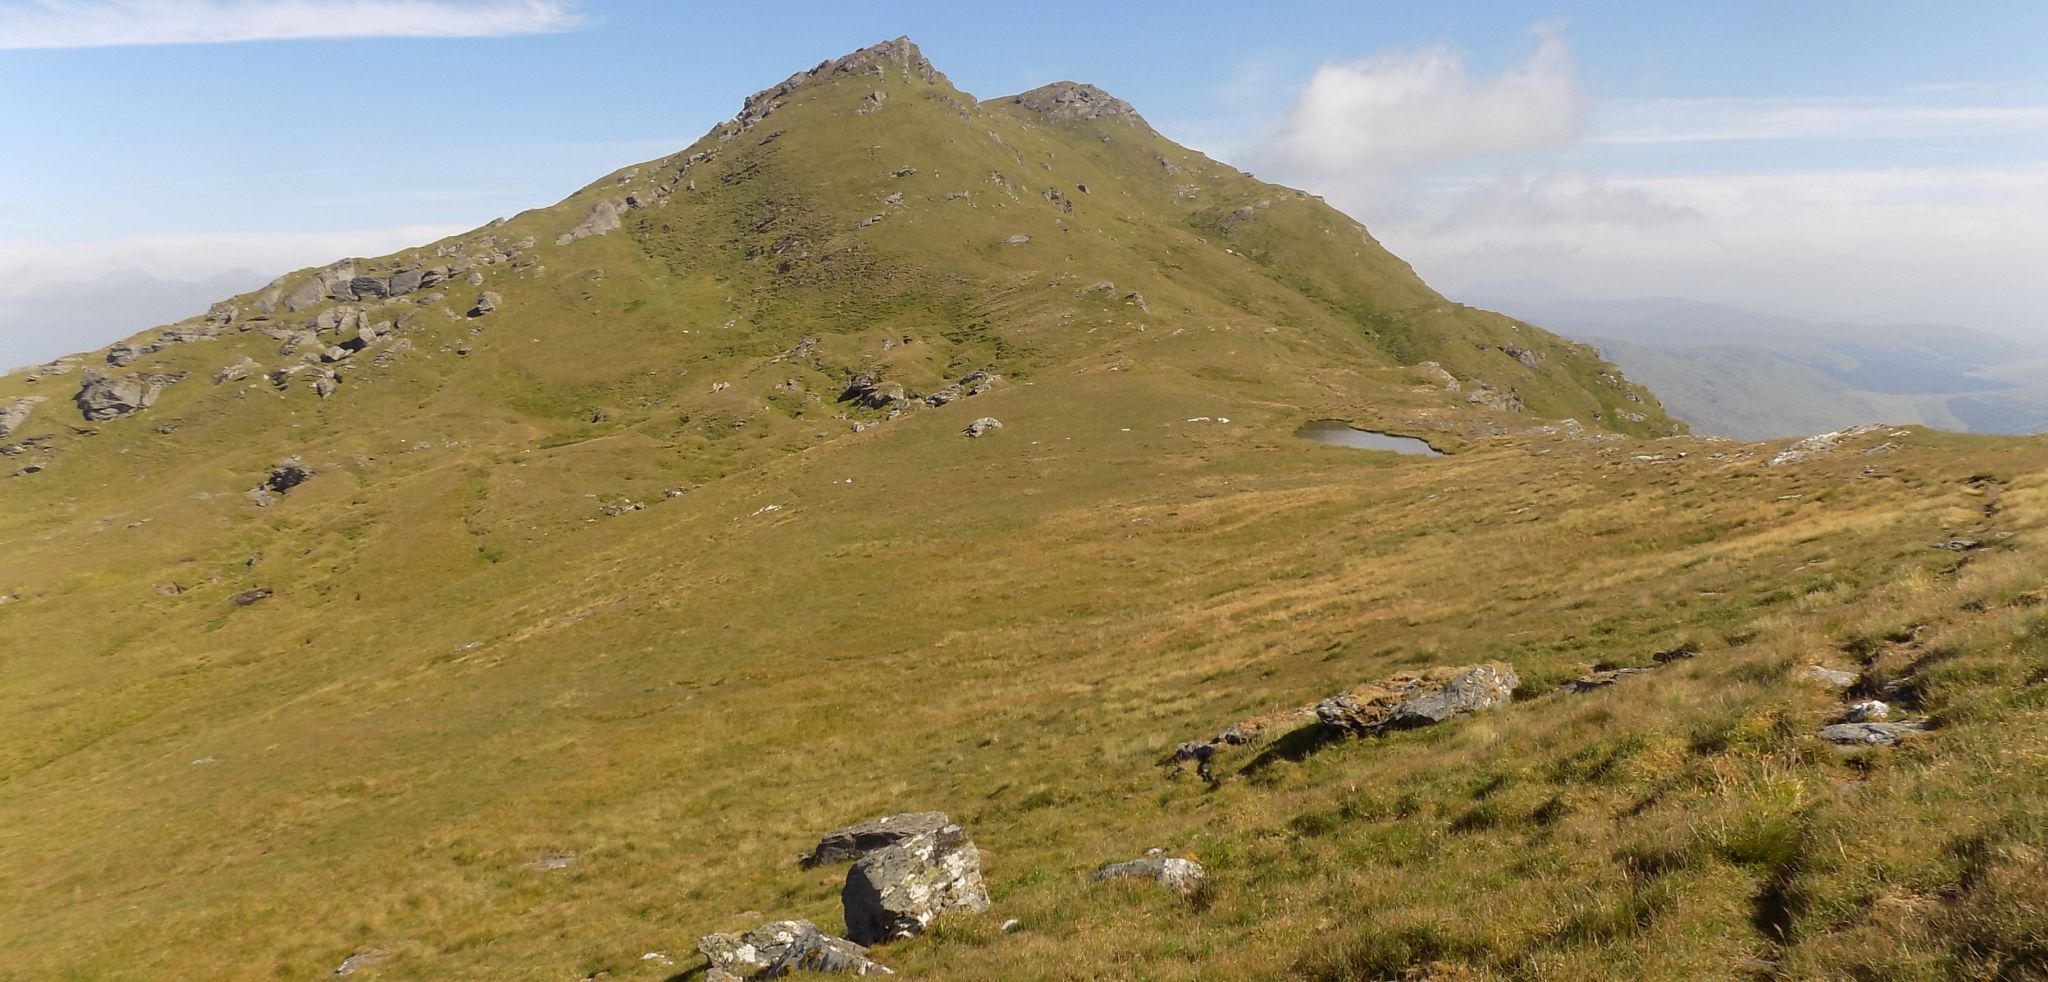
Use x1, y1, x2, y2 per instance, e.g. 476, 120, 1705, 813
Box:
1, 39, 2045, 982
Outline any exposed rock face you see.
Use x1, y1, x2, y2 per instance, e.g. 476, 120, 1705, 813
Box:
1768, 425, 1887, 467
1008, 81, 1149, 128
556, 200, 623, 245
1500, 345, 1541, 371
962, 417, 1002, 438
1168, 662, 1520, 780
1819, 721, 1931, 746
1315, 663, 1519, 735
802, 811, 951, 869
0, 396, 43, 438
333, 948, 389, 976
1466, 383, 1525, 414
231, 588, 273, 607
469, 292, 501, 317
75, 372, 180, 422
730, 36, 944, 137
698, 920, 891, 979
1094, 850, 1206, 897
841, 824, 990, 945
1807, 665, 1859, 688
106, 342, 145, 367
285, 260, 357, 312
261, 457, 312, 495
213, 358, 260, 385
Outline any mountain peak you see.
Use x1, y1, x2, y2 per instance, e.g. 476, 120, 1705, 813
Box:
736, 35, 949, 126
1004, 81, 1148, 128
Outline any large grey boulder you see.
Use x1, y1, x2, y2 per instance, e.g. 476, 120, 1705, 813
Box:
468, 292, 501, 318
1807, 665, 1859, 688
556, 199, 623, 245
348, 275, 391, 300
802, 811, 951, 868
0, 396, 43, 438
106, 342, 146, 367
1094, 849, 1206, 897
1315, 662, 1519, 735
75, 372, 180, 422
387, 268, 424, 296
841, 824, 990, 945
962, 417, 1002, 438
213, 358, 260, 385
1820, 721, 1931, 747
698, 920, 889, 979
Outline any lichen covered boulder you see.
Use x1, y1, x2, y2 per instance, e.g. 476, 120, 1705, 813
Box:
841, 824, 989, 945
1315, 662, 1519, 735
1094, 849, 1206, 897
698, 919, 889, 979
802, 811, 951, 869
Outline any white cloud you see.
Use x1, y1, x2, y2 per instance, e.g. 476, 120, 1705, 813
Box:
1598, 97, 2048, 144
1381, 166, 2048, 336
0, 0, 588, 49
1435, 172, 1700, 231
1259, 25, 1587, 184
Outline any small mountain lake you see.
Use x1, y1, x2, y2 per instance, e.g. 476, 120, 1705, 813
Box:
1294, 420, 1444, 457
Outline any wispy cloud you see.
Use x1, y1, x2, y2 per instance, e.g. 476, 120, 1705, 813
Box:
0, 0, 589, 50
1597, 97, 2048, 144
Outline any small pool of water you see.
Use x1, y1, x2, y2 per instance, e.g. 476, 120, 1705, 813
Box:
1294, 420, 1444, 457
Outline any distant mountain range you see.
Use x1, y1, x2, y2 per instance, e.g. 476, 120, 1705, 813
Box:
1478, 296, 2048, 438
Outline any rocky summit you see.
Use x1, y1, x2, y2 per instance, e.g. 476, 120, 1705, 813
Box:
4, 35, 2048, 982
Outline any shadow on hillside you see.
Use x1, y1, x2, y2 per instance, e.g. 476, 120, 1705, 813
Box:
1238, 722, 1341, 776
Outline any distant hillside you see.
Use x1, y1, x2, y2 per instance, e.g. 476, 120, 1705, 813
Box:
1480, 296, 2048, 439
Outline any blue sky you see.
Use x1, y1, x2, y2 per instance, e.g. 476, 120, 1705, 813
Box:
2, 0, 2046, 365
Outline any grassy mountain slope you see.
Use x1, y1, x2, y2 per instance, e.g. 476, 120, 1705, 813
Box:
3, 39, 2048, 981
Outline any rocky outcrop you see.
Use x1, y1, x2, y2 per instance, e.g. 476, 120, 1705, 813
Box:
698, 920, 891, 979
1169, 662, 1520, 780
1560, 667, 1648, 694
1767, 425, 1888, 467
1466, 383, 1525, 413
1007, 82, 1149, 128
1807, 665, 1859, 688
1094, 850, 1206, 897
213, 358, 260, 385
75, 371, 181, 422
841, 824, 989, 945
285, 260, 357, 312
728, 37, 944, 137
259, 457, 312, 496
556, 200, 623, 245
962, 417, 1002, 438
468, 292, 501, 318
1819, 721, 1931, 747
1315, 663, 1519, 735
802, 811, 951, 869
0, 396, 43, 438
